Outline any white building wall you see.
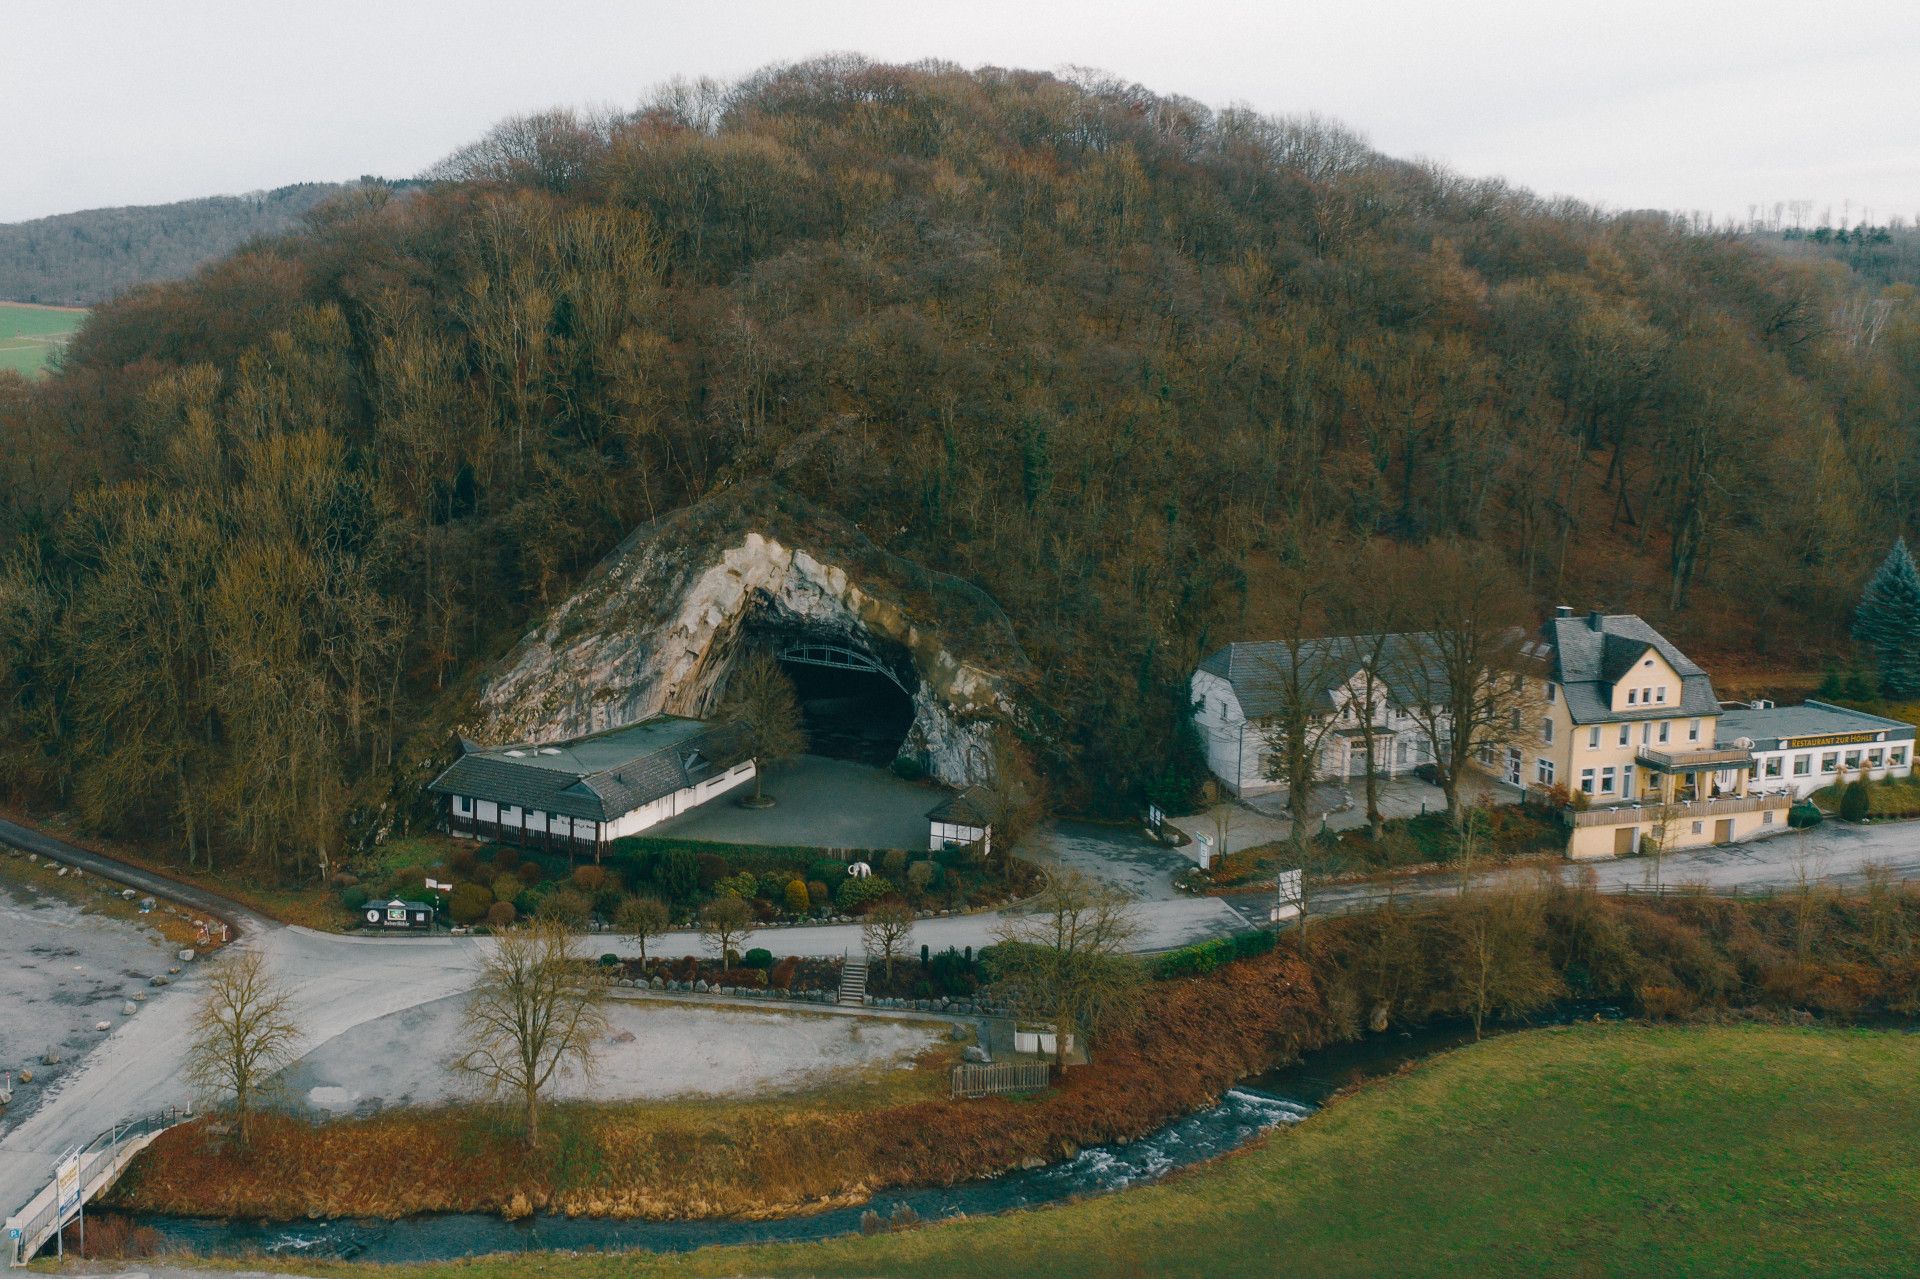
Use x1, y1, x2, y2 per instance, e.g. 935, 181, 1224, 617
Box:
448, 760, 757, 843
1748, 740, 1913, 799
1191, 668, 1441, 797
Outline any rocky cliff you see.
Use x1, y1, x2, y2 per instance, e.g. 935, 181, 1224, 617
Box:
467, 486, 1032, 785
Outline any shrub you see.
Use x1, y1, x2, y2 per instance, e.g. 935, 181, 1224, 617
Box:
810, 859, 847, 885
1841, 780, 1871, 822
655, 848, 699, 901
339, 886, 370, 911
485, 900, 517, 928
907, 860, 937, 898
784, 879, 811, 914
599, 953, 621, 966
807, 880, 832, 911
573, 864, 608, 892
1789, 800, 1825, 828
1636, 983, 1697, 1020
891, 756, 926, 781
449, 883, 492, 925
742, 948, 774, 969
837, 874, 895, 913
1154, 929, 1277, 979
491, 874, 524, 903
695, 853, 729, 889
536, 888, 590, 927
769, 956, 799, 990
882, 849, 909, 880
715, 871, 757, 899
449, 846, 477, 876
928, 946, 976, 996
492, 848, 521, 875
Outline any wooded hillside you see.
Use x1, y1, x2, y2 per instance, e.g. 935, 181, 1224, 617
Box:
0, 59, 1914, 882
0, 182, 380, 306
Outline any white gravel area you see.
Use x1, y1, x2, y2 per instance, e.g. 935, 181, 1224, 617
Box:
0, 874, 180, 1130
275, 994, 944, 1115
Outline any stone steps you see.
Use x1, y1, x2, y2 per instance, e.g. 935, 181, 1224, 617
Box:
837, 956, 870, 1006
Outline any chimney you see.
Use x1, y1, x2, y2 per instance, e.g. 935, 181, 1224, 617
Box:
1588, 610, 1605, 632
1554, 605, 1573, 619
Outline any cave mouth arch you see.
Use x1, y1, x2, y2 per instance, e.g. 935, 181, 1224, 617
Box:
741, 610, 916, 769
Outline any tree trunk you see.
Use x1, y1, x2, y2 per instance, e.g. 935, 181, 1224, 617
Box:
525, 1085, 540, 1149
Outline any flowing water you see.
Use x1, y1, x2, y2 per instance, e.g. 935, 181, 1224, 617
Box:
125, 1008, 1616, 1264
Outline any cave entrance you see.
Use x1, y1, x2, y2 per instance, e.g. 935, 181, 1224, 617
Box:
774, 640, 915, 768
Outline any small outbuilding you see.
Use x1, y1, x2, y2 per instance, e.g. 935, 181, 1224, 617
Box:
361, 899, 435, 931
928, 786, 993, 858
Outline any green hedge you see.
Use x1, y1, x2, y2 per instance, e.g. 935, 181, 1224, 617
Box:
1154, 929, 1277, 979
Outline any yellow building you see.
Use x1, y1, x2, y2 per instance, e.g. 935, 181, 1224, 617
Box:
1506, 608, 1790, 860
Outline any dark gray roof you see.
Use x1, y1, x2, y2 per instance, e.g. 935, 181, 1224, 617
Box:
928, 785, 994, 828
428, 716, 750, 822
1543, 613, 1719, 724
1715, 700, 1915, 751
1196, 634, 1448, 720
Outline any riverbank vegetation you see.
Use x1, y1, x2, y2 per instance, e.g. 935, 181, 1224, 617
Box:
3, 60, 1917, 888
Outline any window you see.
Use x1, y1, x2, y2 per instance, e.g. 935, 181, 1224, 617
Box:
1589, 726, 1601, 749
1844, 750, 1862, 769
1869, 749, 1885, 769
454, 795, 471, 815
1658, 721, 1670, 744
1510, 707, 1523, 732
1692, 820, 1704, 835
1628, 688, 1638, 705
1536, 758, 1556, 785
1763, 757, 1782, 778
1580, 768, 1595, 794
1641, 722, 1651, 746
1546, 683, 1558, 704
1821, 753, 1838, 774
1655, 686, 1667, 704
1601, 766, 1617, 794
1478, 743, 1494, 765
1793, 755, 1811, 777
1688, 719, 1701, 742
1624, 764, 1636, 795
1894, 747, 1909, 767
1763, 810, 1775, 825
1542, 718, 1555, 744
1618, 724, 1630, 747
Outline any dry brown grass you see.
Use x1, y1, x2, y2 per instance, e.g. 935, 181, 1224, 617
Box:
110, 951, 1328, 1221
0, 849, 206, 947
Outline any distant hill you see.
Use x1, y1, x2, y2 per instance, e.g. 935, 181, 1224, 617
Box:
0, 182, 398, 305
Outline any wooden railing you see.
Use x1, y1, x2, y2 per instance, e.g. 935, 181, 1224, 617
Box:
1637, 746, 1754, 772
951, 1062, 1051, 1100
1567, 791, 1784, 827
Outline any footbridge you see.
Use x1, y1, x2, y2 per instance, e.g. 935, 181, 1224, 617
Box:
4, 1107, 191, 1266
777, 640, 911, 694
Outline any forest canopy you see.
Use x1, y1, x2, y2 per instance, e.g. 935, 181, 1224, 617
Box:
0, 57, 1915, 883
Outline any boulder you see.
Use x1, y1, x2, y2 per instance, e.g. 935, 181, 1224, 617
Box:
964, 1045, 990, 1063
122, 1001, 137, 1016
177, 949, 197, 963
949, 1023, 970, 1042
94, 1020, 111, 1032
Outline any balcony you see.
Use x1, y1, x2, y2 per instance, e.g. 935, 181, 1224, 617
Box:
1566, 791, 1785, 828
1636, 745, 1753, 772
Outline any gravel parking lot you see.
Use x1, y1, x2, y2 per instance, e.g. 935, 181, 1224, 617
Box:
275, 994, 946, 1116
0, 874, 182, 1130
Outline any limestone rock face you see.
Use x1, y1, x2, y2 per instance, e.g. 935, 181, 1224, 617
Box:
470, 490, 1029, 786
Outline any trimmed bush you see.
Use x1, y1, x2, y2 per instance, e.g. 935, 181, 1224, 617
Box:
784, 879, 811, 914
492, 848, 521, 875
573, 864, 608, 892
807, 880, 831, 911
1154, 929, 1277, 979
907, 861, 937, 898
655, 849, 699, 902
1789, 800, 1825, 828
490, 874, 524, 903
485, 900, 517, 928
1841, 780, 1871, 822
449, 882, 493, 925
742, 948, 774, 970
339, 886, 370, 912
836, 873, 895, 913
536, 888, 590, 926
695, 853, 729, 889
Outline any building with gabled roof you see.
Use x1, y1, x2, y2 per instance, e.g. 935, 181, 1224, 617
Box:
1191, 634, 1448, 795
428, 715, 755, 857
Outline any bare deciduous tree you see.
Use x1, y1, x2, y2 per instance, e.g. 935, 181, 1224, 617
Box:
454, 920, 608, 1148
860, 898, 916, 983
698, 894, 756, 965
987, 870, 1144, 1069
183, 951, 302, 1146
1445, 882, 1562, 1038
717, 650, 807, 804
615, 895, 671, 969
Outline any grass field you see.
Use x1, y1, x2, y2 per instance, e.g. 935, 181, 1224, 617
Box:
0, 300, 87, 376
242, 1024, 1920, 1279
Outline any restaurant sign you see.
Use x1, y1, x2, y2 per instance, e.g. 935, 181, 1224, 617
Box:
1783, 731, 1879, 749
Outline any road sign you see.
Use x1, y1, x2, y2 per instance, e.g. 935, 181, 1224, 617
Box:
54, 1152, 81, 1221
424, 878, 452, 892
1194, 832, 1214, 870
1147, 803, 1165, 829
1271, 868, 1304, 923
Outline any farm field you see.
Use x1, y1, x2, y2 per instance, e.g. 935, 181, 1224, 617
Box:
282, 1024, 1920, 1279
0, 300, 87, 376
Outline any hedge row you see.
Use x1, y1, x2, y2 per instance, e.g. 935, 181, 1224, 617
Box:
1154, 929, 1277, 979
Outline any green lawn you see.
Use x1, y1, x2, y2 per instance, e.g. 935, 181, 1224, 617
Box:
199, 1024, 1920, 1279
0, 301, 87, 376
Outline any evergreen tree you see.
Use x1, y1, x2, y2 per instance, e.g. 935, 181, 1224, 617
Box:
1853, 539, 1920, 699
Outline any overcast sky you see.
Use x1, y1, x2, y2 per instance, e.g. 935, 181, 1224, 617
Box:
4, 0, 1915, 226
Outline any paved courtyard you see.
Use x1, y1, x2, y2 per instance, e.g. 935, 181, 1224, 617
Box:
1170, 773, 1525, 859
647, 755, 940, 851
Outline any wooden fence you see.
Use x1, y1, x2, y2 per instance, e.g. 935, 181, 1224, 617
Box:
950, 1061, 1051, 1100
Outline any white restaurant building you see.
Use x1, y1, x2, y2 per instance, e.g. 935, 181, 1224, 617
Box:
1714, 700, 1915, 799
